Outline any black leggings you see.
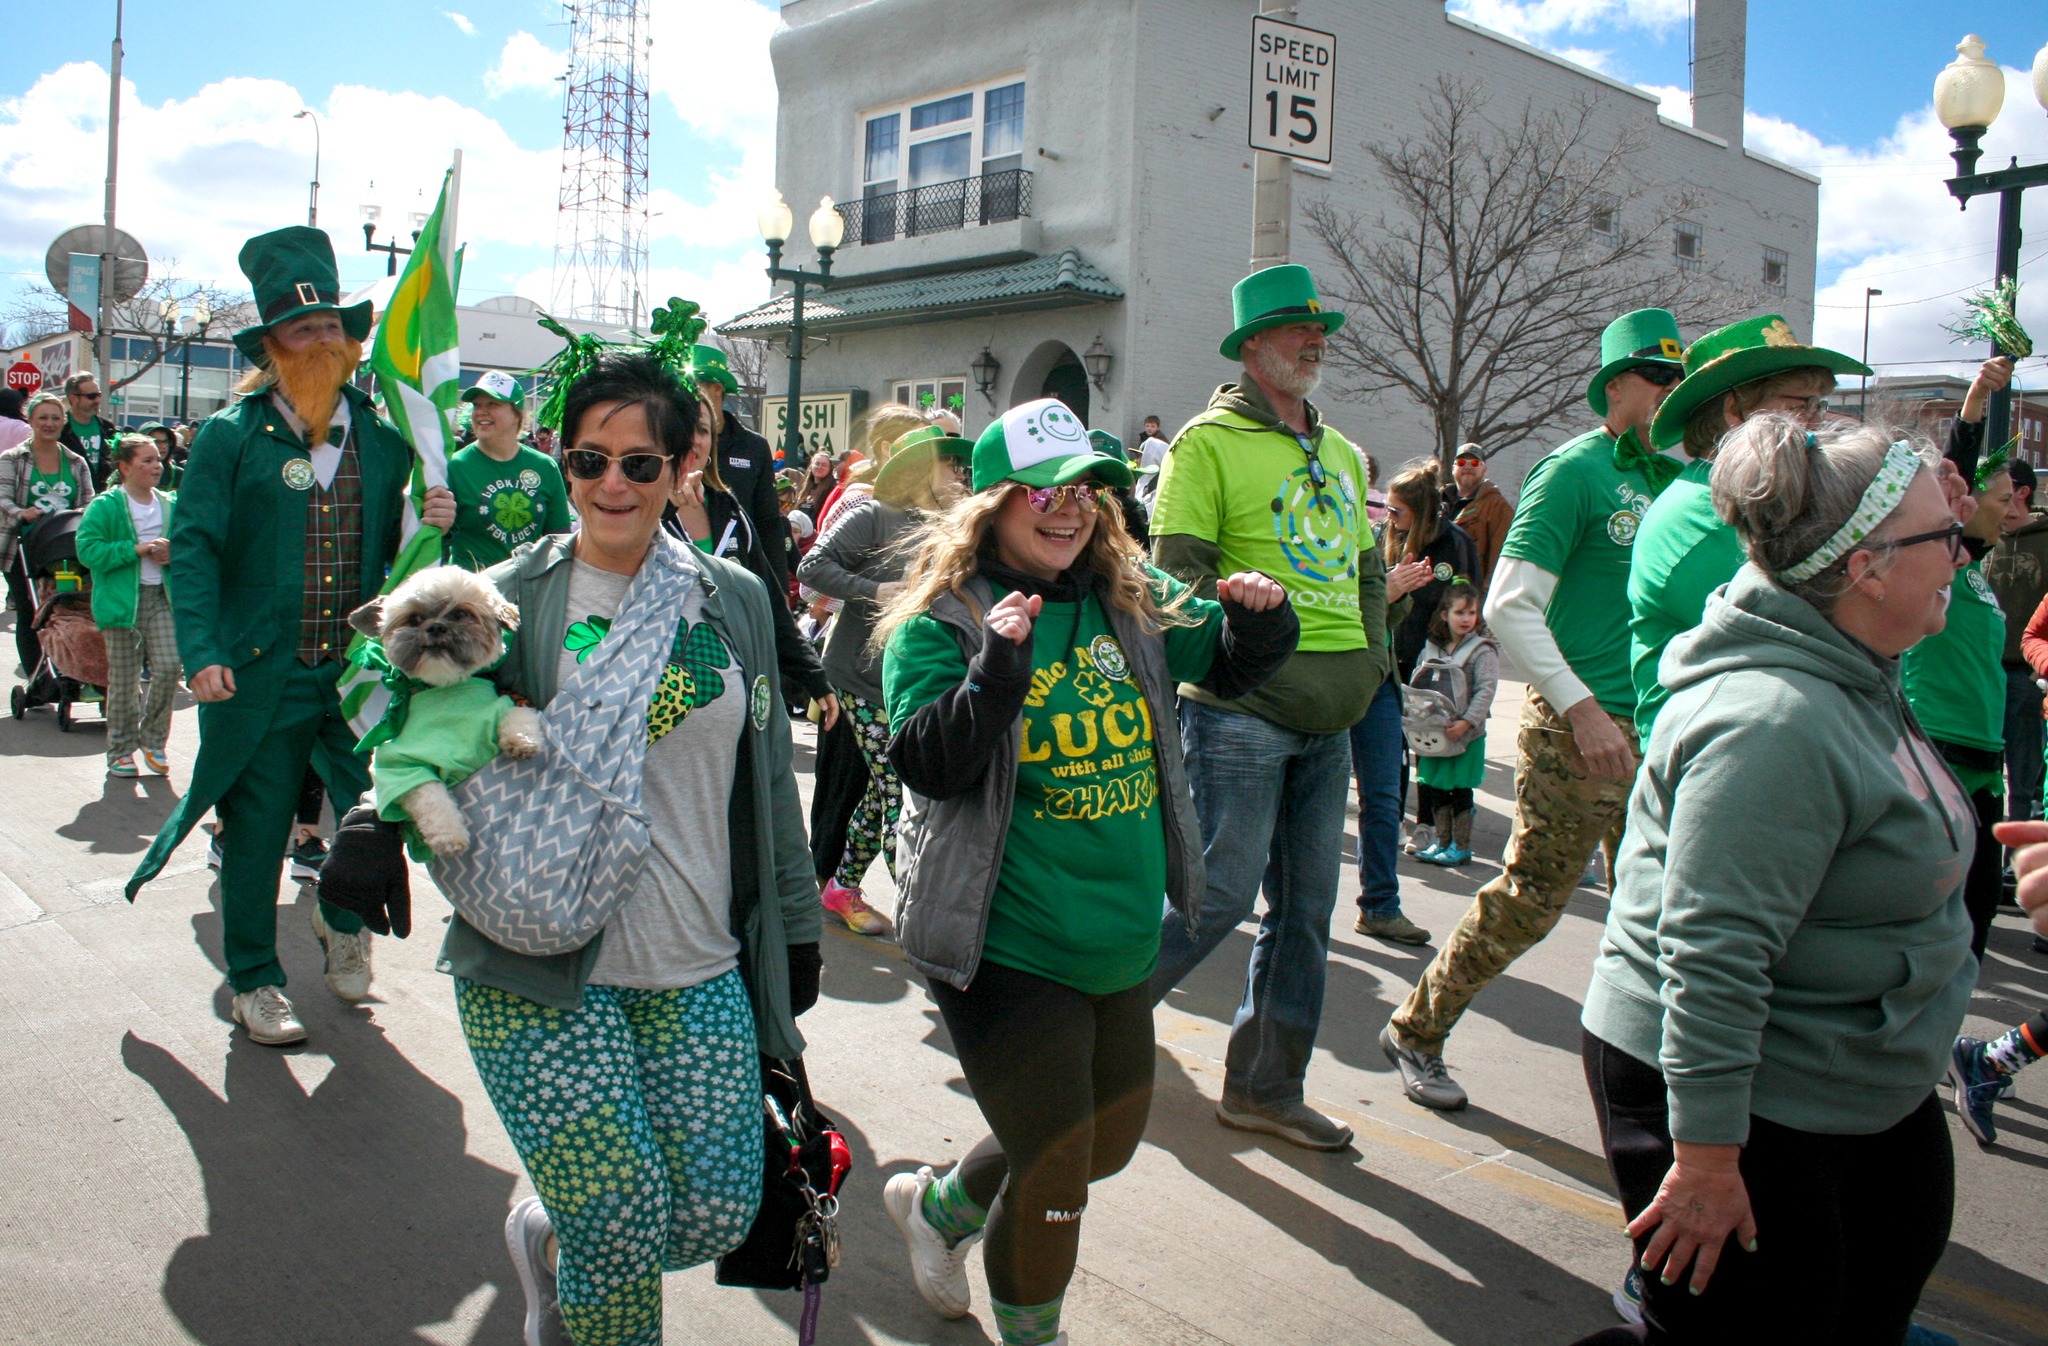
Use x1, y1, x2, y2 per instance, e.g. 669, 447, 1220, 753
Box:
1573, 1031, 1952, 1345
1964, 786, 2002, 960
296, 765, 325, 829
1415, 783, 1473, 821
927, 959, 1156, 1307
6, 549, 39, 677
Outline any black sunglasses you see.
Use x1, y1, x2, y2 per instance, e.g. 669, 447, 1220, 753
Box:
564, 448, 669, 483
1631, 363, 1684, 387
1884, 522, 1966, 564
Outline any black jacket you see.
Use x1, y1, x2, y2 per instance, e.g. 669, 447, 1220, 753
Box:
718, 417, 789, 592
60, 414, 117, 491
1391, 520, 1480, 680
663, 487, 831, 702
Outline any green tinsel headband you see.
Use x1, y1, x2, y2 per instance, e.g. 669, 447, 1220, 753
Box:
1976, 434, 2015, 491
530, 297, 708, 432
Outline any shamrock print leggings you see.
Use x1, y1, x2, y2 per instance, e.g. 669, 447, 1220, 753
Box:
833, 691, 902, 888
456, 970, 762, 1346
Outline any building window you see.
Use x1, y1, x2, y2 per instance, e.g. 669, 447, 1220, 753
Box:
1589, 196, 1617, 238
1674, 219, 1703, 270
892, 376, 967, 416
982, 82, 1025, 176
857, 76, 1028, 241
1762, 246, 1788, 294
864, 115, 900, 199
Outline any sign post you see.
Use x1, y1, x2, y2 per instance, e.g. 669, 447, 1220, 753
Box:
1247, 8, 1337, 270
67, 253, 102, 331
5, 361, 41, 396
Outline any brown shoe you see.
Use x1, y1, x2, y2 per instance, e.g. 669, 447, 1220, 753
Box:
1355, 910, 1432, 945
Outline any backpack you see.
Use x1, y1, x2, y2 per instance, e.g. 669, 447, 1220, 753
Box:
1402, 638, 1483, 758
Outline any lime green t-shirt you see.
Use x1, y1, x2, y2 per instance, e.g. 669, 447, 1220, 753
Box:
885, 579, 1222, 994
1498, 427, 1667, 716
1901, 557, 2005, 778
1628, 459, 1746, 742
24, 466, 78, 532
445, 444, 572, 571
1148, 415, 1368, 653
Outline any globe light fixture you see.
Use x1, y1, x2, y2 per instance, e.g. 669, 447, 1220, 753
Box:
1934, 34, 2006, 178
808, 196, 847, 251
758, 192, 794, 246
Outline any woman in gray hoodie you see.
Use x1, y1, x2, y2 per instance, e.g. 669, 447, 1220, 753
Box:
1575, 415, 1978, 1343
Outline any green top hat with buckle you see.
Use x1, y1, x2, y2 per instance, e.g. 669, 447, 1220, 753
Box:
1220, 264, 1345, 360
973, 398, 1134, 492
1649, 314, 1870, 448
1587, 309, 1685, 417
231, 226, 373, 364
690, 344, 739, 394
460, 369, 526, 406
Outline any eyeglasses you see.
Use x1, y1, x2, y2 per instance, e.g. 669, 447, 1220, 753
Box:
564, 449, 669, 483
74, 390, 102, 401
1883, 522, 1966, 565
1631, 364, 1683, 388
1766, 393, 1830, 418
1023, 482, 1106, 514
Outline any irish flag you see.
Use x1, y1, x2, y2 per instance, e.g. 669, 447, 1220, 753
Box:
339, 154, 463, 740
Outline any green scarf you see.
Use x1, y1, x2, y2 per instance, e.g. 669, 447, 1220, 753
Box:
1613, 426, 1683, 494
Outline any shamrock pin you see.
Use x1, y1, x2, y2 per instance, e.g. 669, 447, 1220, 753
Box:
564, 614, 613, 662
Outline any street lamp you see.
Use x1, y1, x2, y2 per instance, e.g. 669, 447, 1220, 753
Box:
1861, 287, 1882, 420
178, 299, 212, 422
294, 109, 321, 227
970, 346, 1002, 404
1083, 336, 1114, 395
758, 192, 844, 468
1935, 32, 2048, 452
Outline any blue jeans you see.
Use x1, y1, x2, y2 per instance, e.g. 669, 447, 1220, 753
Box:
1150, 700, 1352, 1108
2004, 664, 2044, 822
1349, 679, 1406, 917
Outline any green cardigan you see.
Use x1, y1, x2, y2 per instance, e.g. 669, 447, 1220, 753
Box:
76, 487, 176, 629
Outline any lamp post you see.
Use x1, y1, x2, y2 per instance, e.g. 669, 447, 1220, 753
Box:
1935, 33, 2048, 453
1860, 287, 1882, 419
758, 192, 844, 468
293, 109, 321, 227
363, 220, 421, 277
178, 299, 212, 422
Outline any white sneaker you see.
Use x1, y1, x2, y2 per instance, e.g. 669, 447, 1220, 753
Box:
231, 986, 307, 1046
505, 1196, 571, 1346
883, 1166, 979, 1320
1403, 824, 1436, 856
310, 905, 373, 1004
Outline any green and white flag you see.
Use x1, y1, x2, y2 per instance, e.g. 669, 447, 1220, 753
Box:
339, 155, 463, 741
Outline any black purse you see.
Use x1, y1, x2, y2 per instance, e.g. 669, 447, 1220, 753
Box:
716, 1056, 850, 1312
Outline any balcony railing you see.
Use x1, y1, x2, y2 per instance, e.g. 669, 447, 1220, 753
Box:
837, 168, 1034, 246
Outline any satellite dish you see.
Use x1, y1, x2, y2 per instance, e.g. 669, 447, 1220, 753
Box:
44, 226, 149, 304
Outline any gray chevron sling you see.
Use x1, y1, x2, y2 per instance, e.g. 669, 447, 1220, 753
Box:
429, 536, 695, 956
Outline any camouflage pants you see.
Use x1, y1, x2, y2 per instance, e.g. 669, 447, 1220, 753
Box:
1390, 691, 1639, 1053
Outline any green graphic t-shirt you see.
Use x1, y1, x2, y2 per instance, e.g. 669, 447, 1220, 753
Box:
446, 444, 573, 571
885, 576, 1224, 994
1902, 556, 2006, 789
1498, 427, 1671, 716
1628, 458, 1747, 742
25, 466, 77, 533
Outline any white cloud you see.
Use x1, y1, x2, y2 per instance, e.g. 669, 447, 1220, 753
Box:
1447, 0, 1686, 44
645, 0, 779, 248
484, 32, 565, 98
444, 11, 476, 37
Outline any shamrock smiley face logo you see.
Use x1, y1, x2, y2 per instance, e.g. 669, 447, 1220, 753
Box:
1016, 402, 1088, 450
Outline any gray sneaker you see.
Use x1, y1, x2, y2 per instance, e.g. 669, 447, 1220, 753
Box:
1215, 1097, 1354, 1150
1380, 1025, 1468, 1110
1355, 910, 1432, 945
506, 1196, 571, 1346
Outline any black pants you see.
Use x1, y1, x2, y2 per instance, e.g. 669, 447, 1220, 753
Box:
808, 708, 865, 881
6, 549, 39, 677
1573, 1031, 1952, 1345
1415, 783, 1473, 821
927, 959, 1156, 1307
1965, 786, 2002, 960
296, 765, 326, 829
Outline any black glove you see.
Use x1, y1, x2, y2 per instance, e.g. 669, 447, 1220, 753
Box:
318, 804, 413, 938
787, 942, 822, 1017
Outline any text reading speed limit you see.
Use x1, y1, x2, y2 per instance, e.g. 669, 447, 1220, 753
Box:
1248, 15, 1335, 165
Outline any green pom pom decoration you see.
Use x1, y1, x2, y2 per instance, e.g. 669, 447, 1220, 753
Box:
1946, 277, 2033, 360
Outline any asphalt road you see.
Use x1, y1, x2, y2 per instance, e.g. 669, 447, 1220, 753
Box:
1, 643, 2043, 1344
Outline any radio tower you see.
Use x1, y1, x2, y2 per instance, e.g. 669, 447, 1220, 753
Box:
551, 0, 650, 325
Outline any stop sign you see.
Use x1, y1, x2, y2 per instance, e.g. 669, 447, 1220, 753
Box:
5, 361, 40, 395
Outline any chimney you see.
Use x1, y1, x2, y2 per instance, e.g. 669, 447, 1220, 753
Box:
1690, 0, 1746, 149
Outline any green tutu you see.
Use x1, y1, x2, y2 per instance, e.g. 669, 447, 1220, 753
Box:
1415, 732, 1486, 790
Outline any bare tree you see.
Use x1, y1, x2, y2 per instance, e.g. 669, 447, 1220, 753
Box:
1304, 76, 1759, 471
1, 271, 251, 390
720, 335, 771, 398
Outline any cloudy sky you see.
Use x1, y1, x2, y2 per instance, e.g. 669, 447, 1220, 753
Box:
3, 0, 2045, 382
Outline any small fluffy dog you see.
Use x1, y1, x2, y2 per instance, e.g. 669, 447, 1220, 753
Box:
348, 566, 543, 858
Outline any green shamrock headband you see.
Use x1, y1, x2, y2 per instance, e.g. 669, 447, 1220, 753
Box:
531, 296, 708, 433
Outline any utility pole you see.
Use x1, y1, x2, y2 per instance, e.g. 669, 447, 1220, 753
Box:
98, 0, 124, 394
1860, 287, 1881, 420
1249, 0, 1295, 270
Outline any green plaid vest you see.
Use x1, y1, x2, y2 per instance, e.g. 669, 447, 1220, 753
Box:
299, 437, 364, 666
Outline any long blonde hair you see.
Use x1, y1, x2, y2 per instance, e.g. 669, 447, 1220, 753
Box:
873, 483, 1196, 651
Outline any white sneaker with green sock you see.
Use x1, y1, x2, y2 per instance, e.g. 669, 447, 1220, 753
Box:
883, 1165, 983, 1319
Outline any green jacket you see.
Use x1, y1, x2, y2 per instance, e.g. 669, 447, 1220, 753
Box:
76, 487, 176, 629
1584, 565, 1976, 1144
434, 534, 821, 1061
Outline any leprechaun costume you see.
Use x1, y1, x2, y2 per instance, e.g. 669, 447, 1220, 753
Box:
1383, 308, 1687, 1111
127, 227, 422, 1040
1628, 314, 1869, 741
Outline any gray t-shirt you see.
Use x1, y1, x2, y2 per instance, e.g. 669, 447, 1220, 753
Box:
559, 557, 744, 990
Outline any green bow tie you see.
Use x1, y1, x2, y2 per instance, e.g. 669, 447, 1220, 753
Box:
1613, 427, 1682, 494
351, 642, 430, 754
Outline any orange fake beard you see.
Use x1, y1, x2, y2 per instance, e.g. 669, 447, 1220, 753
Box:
263, 333, 363, 445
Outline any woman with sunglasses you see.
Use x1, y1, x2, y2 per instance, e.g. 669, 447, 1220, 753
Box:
1573, 414, 1977, 1346
873, 400, 1297, 1346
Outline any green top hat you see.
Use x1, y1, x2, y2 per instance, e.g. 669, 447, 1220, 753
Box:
690, 344, 739, 394
973, 398, 1135, 493
1587, 309, 1685, 417
461, 369, 527, 406
1220, 264, 1345, 360
231, 226, 373, 364
1649, 314, 1871, 448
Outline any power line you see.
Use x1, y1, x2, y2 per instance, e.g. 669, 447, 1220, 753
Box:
1814, 248, 2048, 309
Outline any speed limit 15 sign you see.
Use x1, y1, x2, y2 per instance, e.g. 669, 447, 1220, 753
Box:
1248, 14, 1335, 165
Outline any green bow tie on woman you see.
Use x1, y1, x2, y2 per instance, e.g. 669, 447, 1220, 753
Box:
1613, 426, 1682, 493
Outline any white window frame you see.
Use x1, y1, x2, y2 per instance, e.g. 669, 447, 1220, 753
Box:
891, 375, 969, 417
1762, 246, 1788, 294
1674, 219, 1704, 270
860, 74, 1027, 198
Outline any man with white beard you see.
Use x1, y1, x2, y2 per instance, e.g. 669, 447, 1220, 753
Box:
128, 226, 456, 1045
1146, 265, 1421, 1150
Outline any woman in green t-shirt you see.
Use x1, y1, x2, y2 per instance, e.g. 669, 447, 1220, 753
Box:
873, 399, 1298, 1346
0, 391, 97, 677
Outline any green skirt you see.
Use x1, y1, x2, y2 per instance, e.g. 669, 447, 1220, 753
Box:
1415, 733, 1487, 790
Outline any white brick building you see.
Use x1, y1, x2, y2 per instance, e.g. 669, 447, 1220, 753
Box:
725, 0, 1817, 491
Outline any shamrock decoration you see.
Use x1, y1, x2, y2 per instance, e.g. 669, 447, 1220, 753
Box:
564, 614, 613, 663
493, 490, 535, 531
919, 391, 936, 409
648, 297, 704, 343
947, 393, 965, 411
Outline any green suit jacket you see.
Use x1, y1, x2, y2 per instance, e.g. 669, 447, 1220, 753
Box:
128, 385, 413, 900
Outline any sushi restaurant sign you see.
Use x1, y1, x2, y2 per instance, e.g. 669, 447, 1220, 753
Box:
761, 390, 866, 462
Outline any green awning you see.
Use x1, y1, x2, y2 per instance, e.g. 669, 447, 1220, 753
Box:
717, 248, 1122, 336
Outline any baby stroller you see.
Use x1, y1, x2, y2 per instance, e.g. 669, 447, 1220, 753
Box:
9, 508, 108, 732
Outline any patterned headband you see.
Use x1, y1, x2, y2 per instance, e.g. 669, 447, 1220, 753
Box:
1780, 438, 1923, 583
